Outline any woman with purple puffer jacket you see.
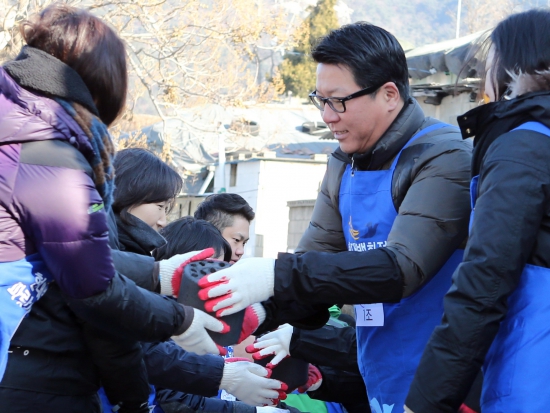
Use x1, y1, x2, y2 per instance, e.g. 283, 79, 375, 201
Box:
0, 5, 225, 412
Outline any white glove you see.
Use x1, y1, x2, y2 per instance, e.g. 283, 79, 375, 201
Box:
198, 257, 275, 317
220, 359, 287, 406
256, 407, 290, 412
158, 248, 215, 296
171, 308, 227, 355
251, 324, 293, 366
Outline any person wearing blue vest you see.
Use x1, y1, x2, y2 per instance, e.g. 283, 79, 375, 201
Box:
196, 22, 475, 413
0, 5, 229, 412
405, 9, 550, 413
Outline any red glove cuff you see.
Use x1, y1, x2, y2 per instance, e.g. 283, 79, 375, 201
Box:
297, 364, 322, 393
236, 306, 261, 344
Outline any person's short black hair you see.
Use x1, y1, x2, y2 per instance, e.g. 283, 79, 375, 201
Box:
194, 193, 254, 233
153, 216, 232, 262
311, 22, 410, 101
113, 148, 183, 224
489, 9, 550, 99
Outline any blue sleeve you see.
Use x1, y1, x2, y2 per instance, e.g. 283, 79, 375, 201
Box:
142, 340, 224, 397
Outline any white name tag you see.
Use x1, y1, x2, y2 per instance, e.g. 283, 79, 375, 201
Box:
355, 304, 384, 327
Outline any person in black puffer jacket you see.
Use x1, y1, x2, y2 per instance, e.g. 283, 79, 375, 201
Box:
195, 22, 475, 413
110, 148, 289, 413
406, 9, 550, 413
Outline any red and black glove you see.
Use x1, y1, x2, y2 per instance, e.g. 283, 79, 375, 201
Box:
459, 404, 479, 413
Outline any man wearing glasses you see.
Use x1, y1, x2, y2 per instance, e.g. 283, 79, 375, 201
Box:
197, 22, 473, 412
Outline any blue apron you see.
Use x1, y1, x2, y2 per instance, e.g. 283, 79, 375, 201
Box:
0, 254, 53, 381
475, 122, 550, 412
339, 123, 463, 413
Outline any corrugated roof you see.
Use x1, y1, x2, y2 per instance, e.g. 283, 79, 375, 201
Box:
406, 30, 489, 81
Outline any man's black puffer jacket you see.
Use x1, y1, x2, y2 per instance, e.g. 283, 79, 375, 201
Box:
270, 98, 472, 309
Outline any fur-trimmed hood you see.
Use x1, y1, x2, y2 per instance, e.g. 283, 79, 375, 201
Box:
508, 70, 550, 98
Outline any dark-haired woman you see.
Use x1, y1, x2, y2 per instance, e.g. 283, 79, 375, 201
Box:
405, 9, 550, 413
110, 150, 288, 413
0, 5, 223, 412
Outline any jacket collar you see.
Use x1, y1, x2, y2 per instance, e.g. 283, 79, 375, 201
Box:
458, 90, 550, 176
332, 98, 426, 170
3, 46, 99, 117
115, 213, 166, 256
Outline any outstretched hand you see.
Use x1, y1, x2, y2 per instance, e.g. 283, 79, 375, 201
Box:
246, 324, 293, 368
221, 357, 288, 406
172, 308, 228, 356
197, 257, 276, 317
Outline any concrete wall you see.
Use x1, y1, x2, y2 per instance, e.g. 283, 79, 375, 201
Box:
255, 160, 326, 258
214, 158, 327, 258
415, 93, 477, 126
169, 196, 207, 221
287, 200, 316, 253
222, 160, 261, 258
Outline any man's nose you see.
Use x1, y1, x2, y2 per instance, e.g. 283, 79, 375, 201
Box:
321, 104, 340, 124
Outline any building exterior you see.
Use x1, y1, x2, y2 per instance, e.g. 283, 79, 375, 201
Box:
406, 31, 485, 125
287, 199, 316, 253
216, 153, 328, 258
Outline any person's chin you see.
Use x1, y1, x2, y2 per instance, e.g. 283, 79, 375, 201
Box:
339, 142, 358, 155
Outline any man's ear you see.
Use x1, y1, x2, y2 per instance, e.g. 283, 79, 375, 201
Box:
380, 82, 401, 111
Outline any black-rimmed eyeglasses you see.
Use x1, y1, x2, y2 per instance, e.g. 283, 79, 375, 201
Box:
309, 83, 383, 113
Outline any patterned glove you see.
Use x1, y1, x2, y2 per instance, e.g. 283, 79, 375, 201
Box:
246, 324, 293, 368
221, 357, 288, 406
198, 257, 275, 317
158, 248, 215, 296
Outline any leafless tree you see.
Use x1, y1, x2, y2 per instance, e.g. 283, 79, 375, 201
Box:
0, 0, 296, 128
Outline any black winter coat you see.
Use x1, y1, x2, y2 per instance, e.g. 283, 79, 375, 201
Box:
113, 214, 255, 413
406, 87, 550, 412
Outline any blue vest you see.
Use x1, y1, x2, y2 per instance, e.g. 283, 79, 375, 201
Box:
473, 121, 550, 412
0, 254, 53, 381
339, 123, 463, 413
